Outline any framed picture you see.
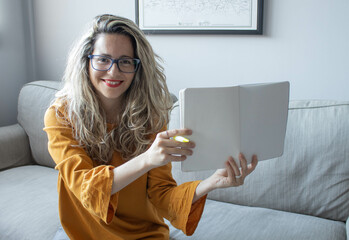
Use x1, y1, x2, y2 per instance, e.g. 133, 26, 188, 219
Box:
135, 0, 263, 34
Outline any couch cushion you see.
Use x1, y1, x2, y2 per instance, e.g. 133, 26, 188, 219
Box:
0, 165, 60, 240
169, 100, 349, 222
18, 81, 61, 168
167, 199, 346, 240
0, 124, 33, 170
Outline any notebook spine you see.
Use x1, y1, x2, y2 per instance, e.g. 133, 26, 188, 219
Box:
179, 89, 185, 129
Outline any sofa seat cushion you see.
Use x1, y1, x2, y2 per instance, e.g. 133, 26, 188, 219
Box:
167, 199, 346, 240
0, 165, 60, 240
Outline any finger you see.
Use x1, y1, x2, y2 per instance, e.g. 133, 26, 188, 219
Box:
226, 158, 245, 186
247, 155, 258, 174
158, 129, 192, 139
157, 138, 195, 149
239, 153, 248, 176
170, 138, 196, 148
157, 131, 170, 139
167, 154, 188, 162
225, 160, 237, 185
252, 155, 258, 166
165, 147, 193, 156
228, 156, 241, 178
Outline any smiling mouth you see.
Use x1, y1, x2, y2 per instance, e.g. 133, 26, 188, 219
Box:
103, 79, 123, 88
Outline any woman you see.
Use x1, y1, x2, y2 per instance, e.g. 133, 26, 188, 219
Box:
44, 14, 258, 240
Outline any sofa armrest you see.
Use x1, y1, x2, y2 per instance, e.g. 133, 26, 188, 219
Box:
0, 124, 33, 171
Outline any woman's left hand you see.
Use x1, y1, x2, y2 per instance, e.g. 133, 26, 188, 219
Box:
193, 153, 258, 203
209, 154, 258, 189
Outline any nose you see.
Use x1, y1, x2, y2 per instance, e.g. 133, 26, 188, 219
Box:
108, 62, 121, 75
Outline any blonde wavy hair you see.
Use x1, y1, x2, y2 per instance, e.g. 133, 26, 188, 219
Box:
55, 14, 172, 164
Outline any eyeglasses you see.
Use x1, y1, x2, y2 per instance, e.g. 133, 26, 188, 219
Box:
88, 55, 141, 73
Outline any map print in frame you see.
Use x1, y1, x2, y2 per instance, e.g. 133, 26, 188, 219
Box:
136, 0, 263, 34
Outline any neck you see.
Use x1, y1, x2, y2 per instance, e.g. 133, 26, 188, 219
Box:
100, 97, 124, 124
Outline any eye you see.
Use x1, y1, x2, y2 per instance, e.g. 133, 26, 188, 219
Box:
119, 58, 133, 65
96, 56, 111, 64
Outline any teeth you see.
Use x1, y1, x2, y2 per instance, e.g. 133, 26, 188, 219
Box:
105, 80, 121, 85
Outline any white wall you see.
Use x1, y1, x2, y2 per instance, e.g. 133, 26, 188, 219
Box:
31, 0, 349, 101
147, 0, 349, 100
31, 0, 135, 83
0, 0, 31, 126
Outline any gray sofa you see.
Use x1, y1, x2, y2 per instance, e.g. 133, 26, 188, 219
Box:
0, 80, 348, 240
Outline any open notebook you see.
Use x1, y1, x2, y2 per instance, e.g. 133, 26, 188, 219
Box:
179, 81, 290, 172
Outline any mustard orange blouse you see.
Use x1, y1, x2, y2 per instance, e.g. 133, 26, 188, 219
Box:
44, 102, 207, 240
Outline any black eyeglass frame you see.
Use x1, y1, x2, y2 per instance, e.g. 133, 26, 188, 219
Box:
88, 55, 141, 73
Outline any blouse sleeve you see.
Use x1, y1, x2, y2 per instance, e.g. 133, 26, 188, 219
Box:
43, 104, 118, 224
147, 163, 207, 236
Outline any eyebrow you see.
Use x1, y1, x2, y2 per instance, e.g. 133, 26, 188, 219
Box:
97, 53, 134, 59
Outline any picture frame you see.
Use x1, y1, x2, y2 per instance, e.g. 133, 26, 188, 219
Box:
135, 0, 264, 34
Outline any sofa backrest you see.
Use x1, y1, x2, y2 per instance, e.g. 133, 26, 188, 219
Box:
18, 81, 61, 168
17, 80, 178, 169
169, 100, 349, 222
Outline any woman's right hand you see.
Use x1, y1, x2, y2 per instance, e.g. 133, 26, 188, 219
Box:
144, 129, 195, 168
